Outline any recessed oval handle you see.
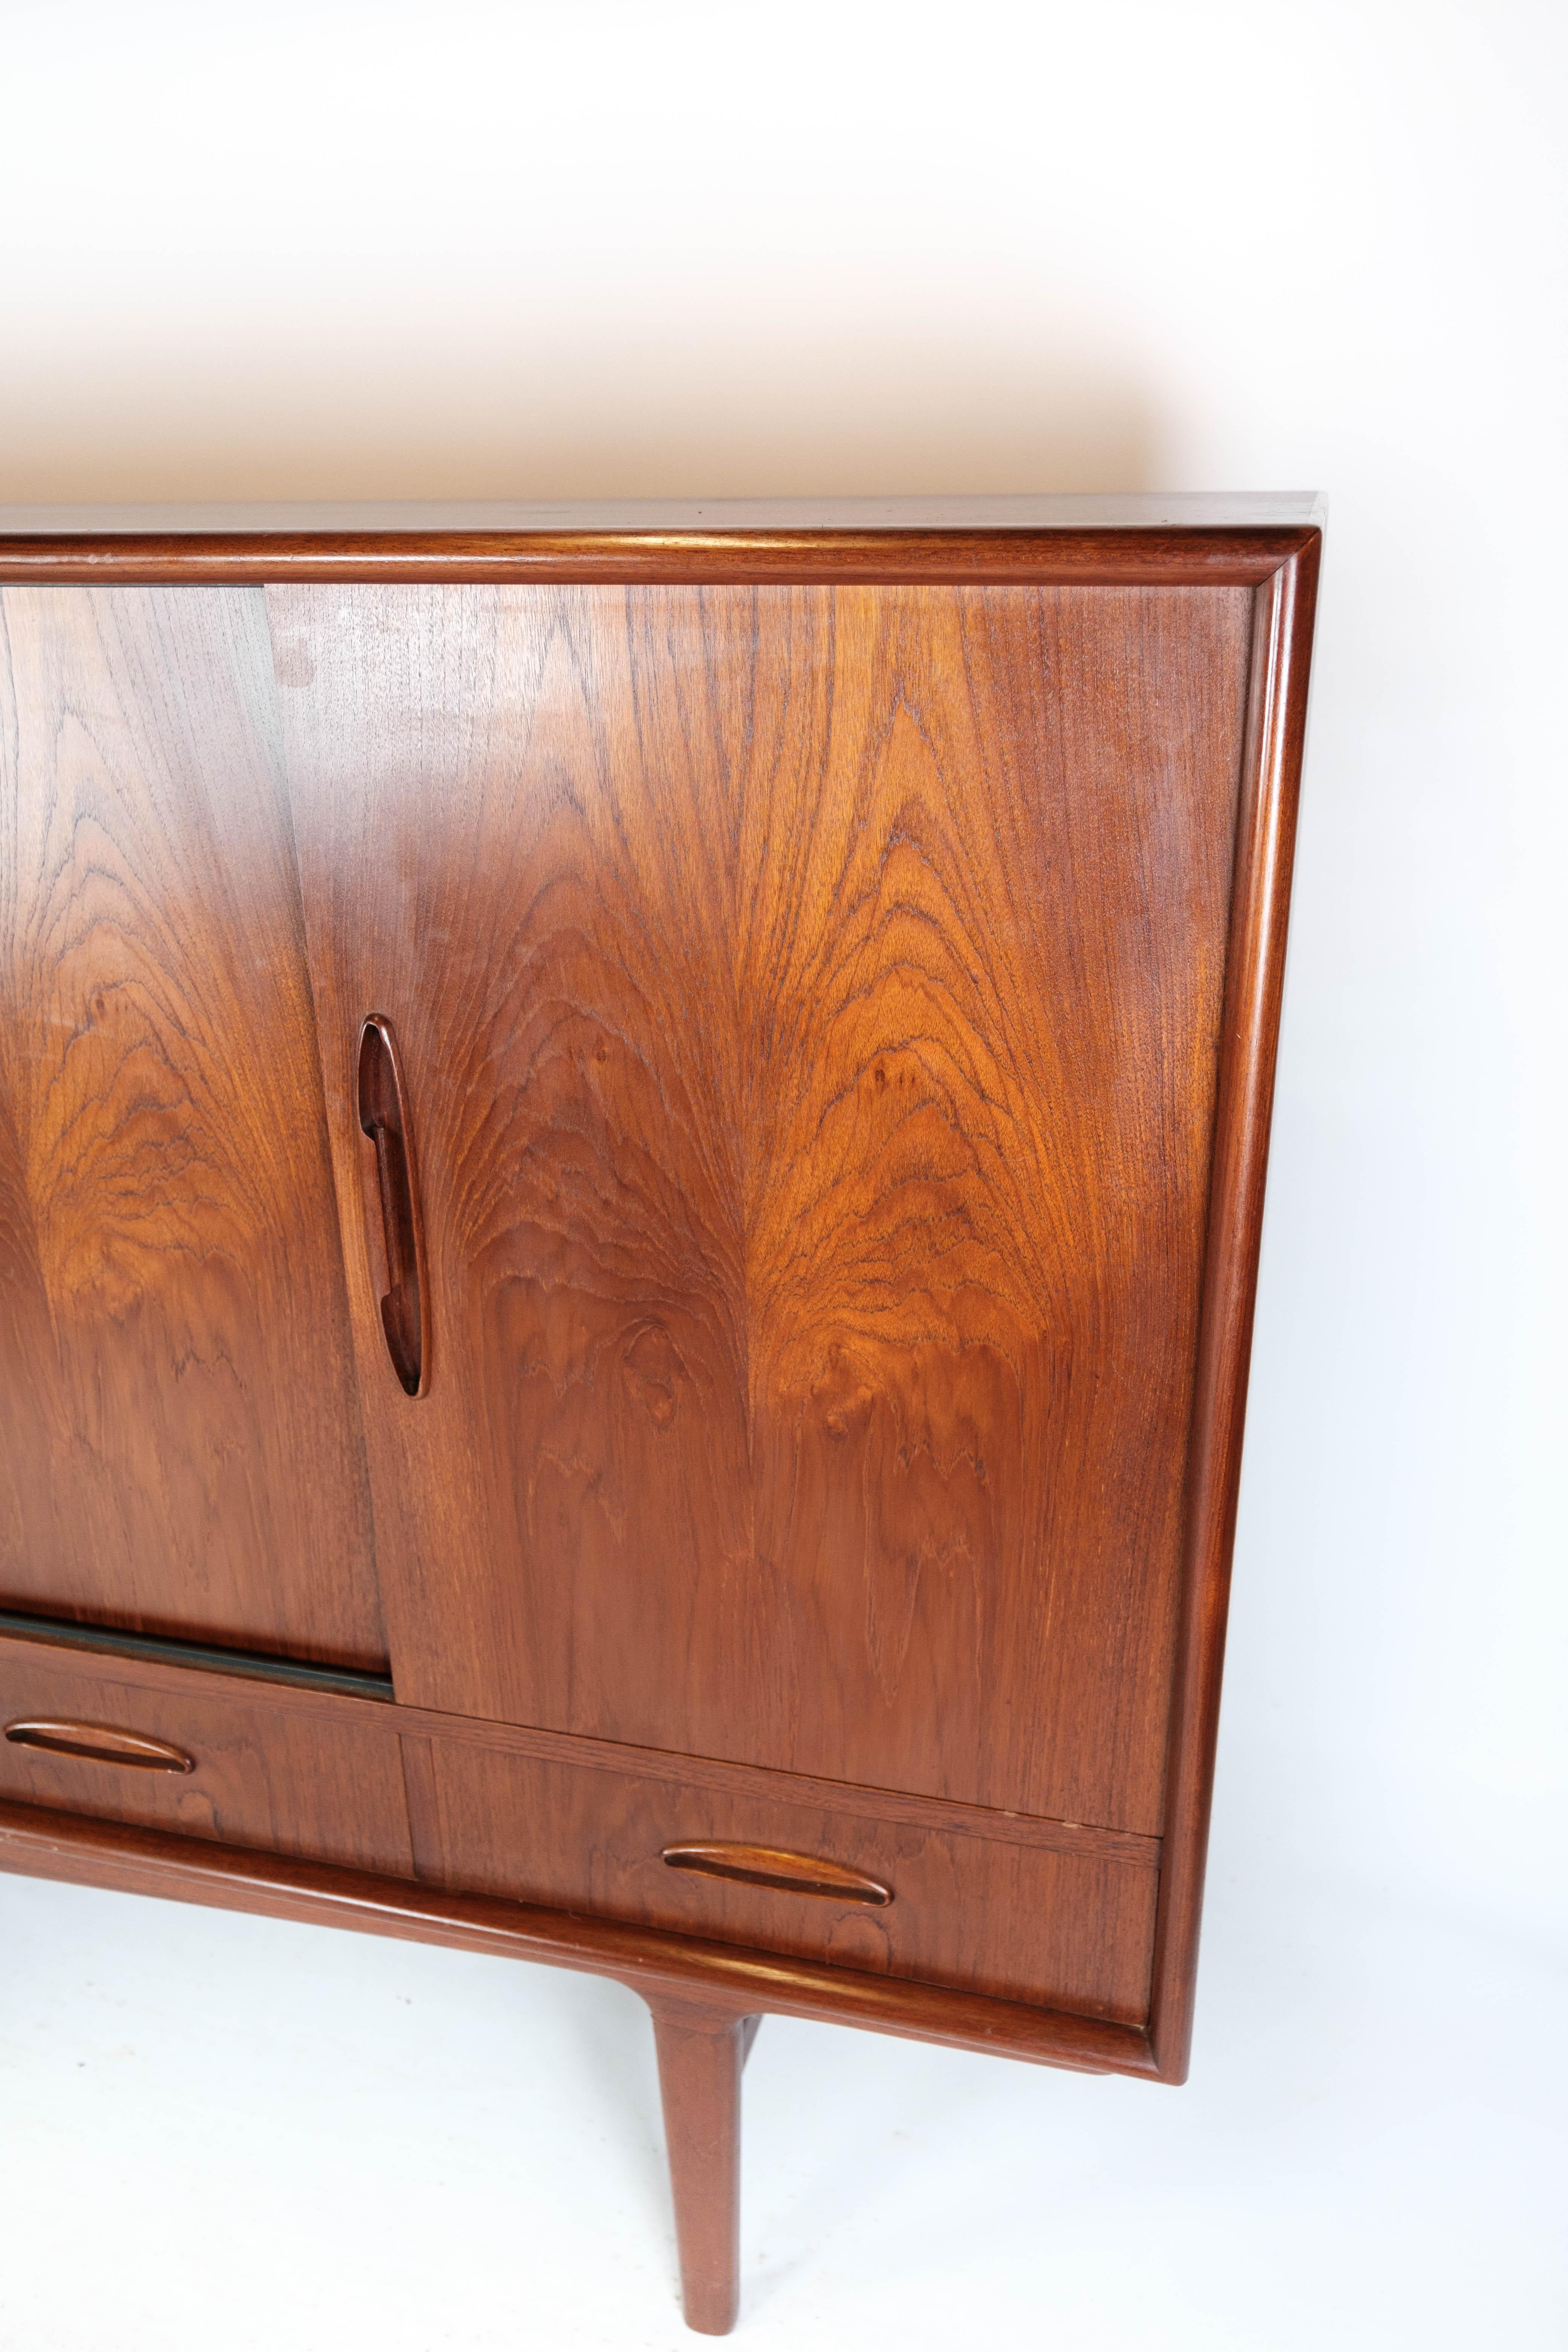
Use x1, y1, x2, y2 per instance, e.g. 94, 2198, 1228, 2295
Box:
4, 1719, 196, 1773
357, 1015, 429, 1397
662, 1842, 893, 1905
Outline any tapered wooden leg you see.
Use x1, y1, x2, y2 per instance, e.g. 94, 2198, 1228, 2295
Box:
648, 1997, 762, 2335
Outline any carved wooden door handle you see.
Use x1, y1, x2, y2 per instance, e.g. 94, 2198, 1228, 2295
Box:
356, 1015, 429, 1396
662, 1843, 893, 1905
5, 1719, 196, 1772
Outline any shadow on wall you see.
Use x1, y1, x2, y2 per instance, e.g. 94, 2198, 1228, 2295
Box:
0, 259, 1159, 499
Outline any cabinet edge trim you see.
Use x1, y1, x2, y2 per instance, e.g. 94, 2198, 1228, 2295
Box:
0, 527, 1320, 588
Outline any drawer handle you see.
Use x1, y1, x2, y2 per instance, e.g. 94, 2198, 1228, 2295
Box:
662, 1842, 893, 1906
357, 1014, 428, 1397
4, 1719, 196, 1773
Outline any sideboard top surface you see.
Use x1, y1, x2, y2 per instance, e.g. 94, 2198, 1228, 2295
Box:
0, 493, 1324, 537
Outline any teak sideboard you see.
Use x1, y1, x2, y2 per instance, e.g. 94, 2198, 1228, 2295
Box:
0, 496, 1320, 2333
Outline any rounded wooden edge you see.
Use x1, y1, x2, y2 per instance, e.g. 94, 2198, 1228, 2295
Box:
0, 526, 1321, 588
1145, 535, 1323, 2084
0, 1799, 1162, 2078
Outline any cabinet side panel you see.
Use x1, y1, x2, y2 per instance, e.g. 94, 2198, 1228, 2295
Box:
1148, 541, 1321, 2077
0, 586, 387, 1671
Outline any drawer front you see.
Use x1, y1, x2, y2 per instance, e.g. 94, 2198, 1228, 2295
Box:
412, 1738, 1158, 2025
0, 1646, 413, 1877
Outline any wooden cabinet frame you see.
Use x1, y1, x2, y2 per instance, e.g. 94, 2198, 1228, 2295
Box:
0, 497, 1321, 2329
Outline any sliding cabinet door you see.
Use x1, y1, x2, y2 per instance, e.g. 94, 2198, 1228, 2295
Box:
276, 582, 1250, 1827
0, 588, 386, 1671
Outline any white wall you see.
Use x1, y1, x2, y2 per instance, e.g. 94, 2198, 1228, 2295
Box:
2, 5, 1563, 2346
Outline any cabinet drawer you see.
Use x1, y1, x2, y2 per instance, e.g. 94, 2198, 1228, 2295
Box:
0, 1643, 414, 1878
411, 1738, 1158, 2025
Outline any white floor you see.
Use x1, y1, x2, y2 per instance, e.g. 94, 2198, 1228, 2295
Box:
1, 1841, 1562, 2350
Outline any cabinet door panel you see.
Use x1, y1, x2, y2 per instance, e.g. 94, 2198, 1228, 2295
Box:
0, 588, 386, 1671
276, 583, 1249, 1827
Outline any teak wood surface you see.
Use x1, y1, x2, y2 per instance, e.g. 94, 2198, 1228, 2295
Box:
0, 586, 386, 1670
649, 1997, 762, 2334
0, 501, 1321, 2332
402, 1726, 1159, 2020
276, 577, 1250, 1839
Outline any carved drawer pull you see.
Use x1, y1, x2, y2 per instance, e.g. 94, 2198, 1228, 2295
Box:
662, 1842, 893, 1905
4, 1719, 196, 1773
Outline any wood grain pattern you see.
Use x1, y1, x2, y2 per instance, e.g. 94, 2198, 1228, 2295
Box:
0, 1649, 413, 1873
0, 586, 387, 1669
392, 1711, 1161, 1867
409, 1732, 1158, 2021
0, 1796, 1161, 2076
277, 581, 1250, 1834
